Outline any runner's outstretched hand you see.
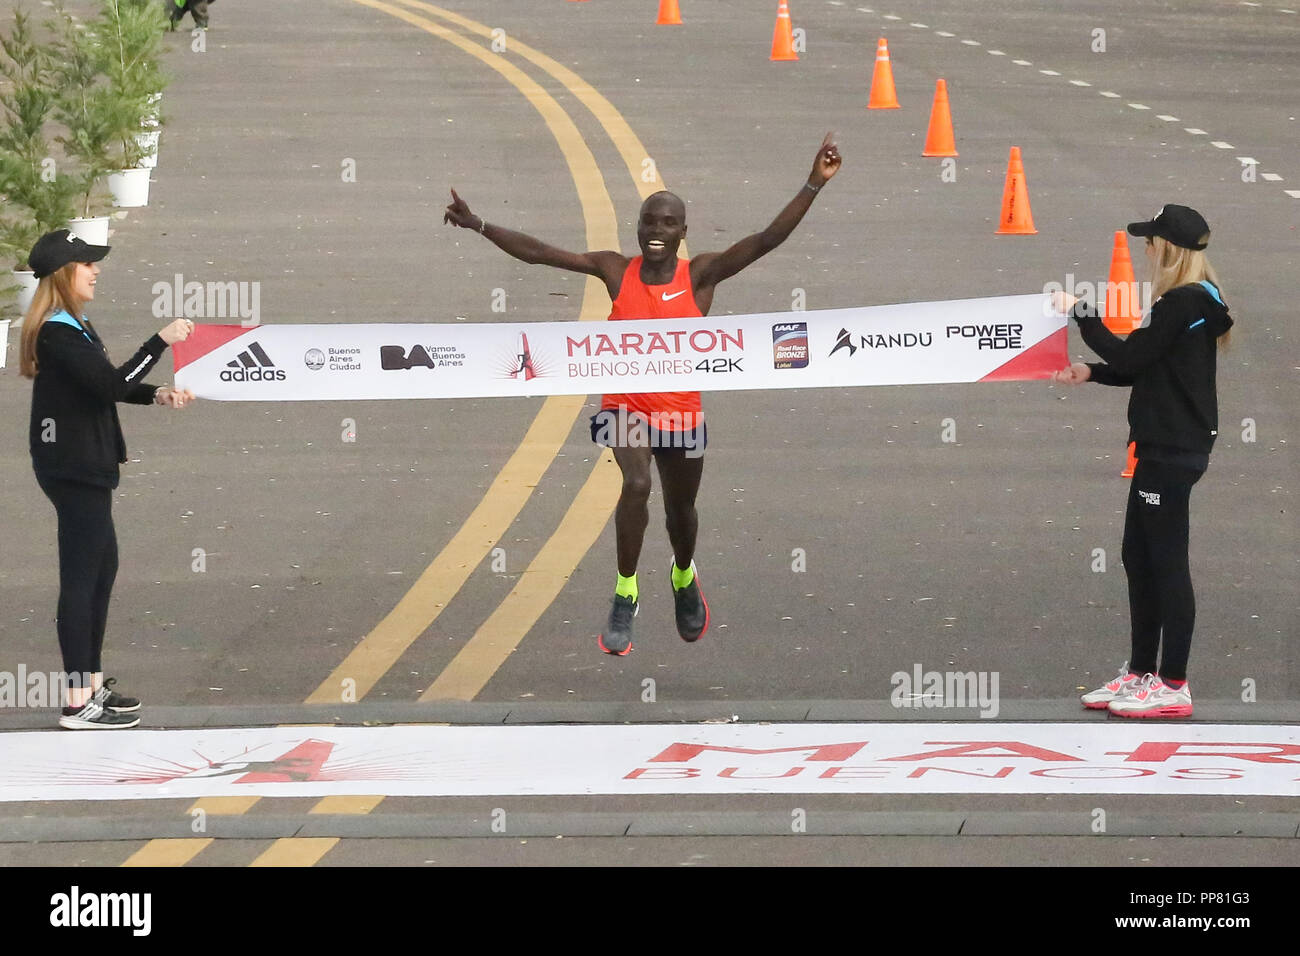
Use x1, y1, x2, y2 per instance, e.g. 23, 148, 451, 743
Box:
809, 132, 842, 186
444, 189, 480, 230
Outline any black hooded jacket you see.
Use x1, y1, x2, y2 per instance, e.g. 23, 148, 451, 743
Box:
29, 315, 166, 489
1072, 280, 1233, 466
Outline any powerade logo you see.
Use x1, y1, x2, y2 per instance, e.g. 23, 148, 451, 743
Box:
944, 323, 1023, 350
772, 322, 808, 369
220, 342, 286, 382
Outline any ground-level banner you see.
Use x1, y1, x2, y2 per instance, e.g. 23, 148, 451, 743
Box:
172, 294, 1066, 401
2, 722, 1295, 800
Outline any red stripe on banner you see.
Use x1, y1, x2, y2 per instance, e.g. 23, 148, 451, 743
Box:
979, 327, 1067, 382
172, 324, 254, 372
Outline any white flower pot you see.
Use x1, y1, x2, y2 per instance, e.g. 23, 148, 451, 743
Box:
0, 319, 11, 368
108, 167, 151, 208
136, 127, 160, 169
11, 270, 38, 317
68, 216, 110, 246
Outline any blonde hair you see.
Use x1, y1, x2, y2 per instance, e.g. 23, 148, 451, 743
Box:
19, 263, 86, 379
1148, 234, 1230, 349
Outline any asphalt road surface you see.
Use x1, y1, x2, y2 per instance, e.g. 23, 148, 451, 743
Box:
0, 0, 1295, 875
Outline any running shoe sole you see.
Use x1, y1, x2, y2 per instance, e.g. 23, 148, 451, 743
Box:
59, 713, 140, 730
597, 634, 632, 657
1109, 703, 1193, 719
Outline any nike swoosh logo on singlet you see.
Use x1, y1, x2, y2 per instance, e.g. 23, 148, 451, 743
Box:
661, 290, 687, 301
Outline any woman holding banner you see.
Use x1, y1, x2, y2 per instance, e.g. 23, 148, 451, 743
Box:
1053, 205, 1233, 718
18, 229, 196, 729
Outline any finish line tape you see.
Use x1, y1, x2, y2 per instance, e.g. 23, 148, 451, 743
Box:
173, 294, 1066, 401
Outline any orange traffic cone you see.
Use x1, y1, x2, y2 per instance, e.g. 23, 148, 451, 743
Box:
921, 78, 956, 155
995, 146, 1037, 235
657, 0, 682, 25
1103, 231, 1141, 334
1121, 441, 1138, 478
771, 1, 797, 61
867, 38, 899, 108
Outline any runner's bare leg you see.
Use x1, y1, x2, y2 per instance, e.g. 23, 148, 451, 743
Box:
656, 450, 703, 571
611, 445, 655, 577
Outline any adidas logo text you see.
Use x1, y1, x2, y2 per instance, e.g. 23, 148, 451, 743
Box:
220, 342, 286, 383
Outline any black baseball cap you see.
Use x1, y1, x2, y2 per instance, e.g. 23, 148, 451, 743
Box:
1126, 204, 1210, 250
28, 229, 110, 279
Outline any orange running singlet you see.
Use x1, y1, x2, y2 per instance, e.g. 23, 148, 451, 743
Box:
602, 256, 703, 432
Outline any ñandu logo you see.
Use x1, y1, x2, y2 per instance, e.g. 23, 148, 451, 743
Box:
830, 327, 933, 357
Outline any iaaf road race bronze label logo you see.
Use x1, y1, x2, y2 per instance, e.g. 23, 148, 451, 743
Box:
772, 322, 808, 369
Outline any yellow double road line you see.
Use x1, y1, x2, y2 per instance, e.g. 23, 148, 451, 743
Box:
125, 0, 668, 867
404, 0, 686, 703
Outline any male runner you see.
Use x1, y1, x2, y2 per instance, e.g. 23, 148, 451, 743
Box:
444, 134, 841, 655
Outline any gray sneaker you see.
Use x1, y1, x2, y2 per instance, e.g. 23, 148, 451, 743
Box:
598, 594, 638, 656
59, 698, 140, 730
93, 677, 140, 714
672, 560, 709, 643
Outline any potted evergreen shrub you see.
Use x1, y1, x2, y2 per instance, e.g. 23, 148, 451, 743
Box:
99, 0, 168, 206
0, 7, 79, 316
50, 3, 116, 238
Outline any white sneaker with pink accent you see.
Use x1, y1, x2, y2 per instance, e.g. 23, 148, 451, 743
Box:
1107, 674, 1193, 718
1080, 663, 1143, 710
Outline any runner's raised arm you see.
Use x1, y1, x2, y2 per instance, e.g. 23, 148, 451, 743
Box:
444, 188, 625, 290
690, 132, 841, 293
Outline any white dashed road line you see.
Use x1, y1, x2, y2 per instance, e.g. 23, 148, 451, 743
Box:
836, 5, 1293, 199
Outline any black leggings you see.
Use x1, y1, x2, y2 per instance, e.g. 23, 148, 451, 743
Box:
36, 476, 118, 677
1122, 458, 1203, 682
